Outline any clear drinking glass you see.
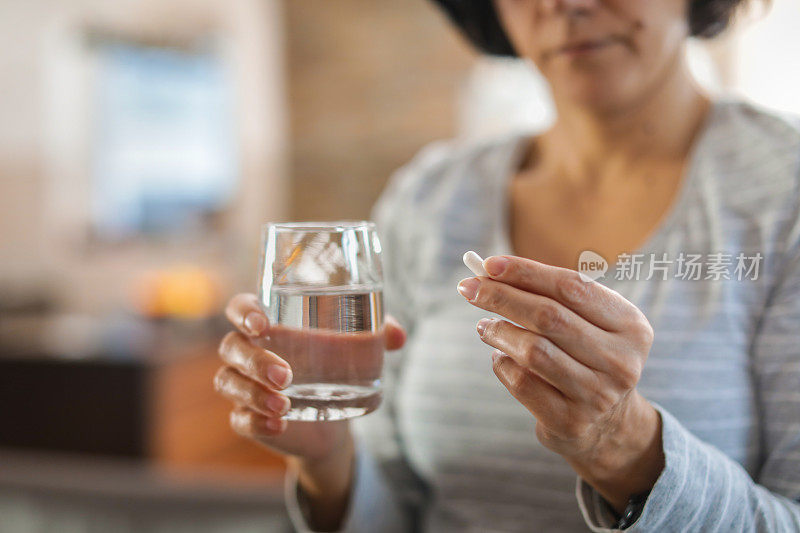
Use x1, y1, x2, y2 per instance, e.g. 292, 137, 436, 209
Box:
257, 221, 385, 421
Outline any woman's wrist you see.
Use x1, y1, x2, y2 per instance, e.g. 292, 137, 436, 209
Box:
568, 392, 664, 513
291, 430, 356, 531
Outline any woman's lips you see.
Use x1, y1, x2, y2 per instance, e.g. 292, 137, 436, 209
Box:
557, 37, 616, 57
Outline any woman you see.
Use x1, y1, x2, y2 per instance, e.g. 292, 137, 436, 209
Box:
214, 0, 800, 531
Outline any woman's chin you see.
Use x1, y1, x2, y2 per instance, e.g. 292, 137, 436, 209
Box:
552, 79, 641, 115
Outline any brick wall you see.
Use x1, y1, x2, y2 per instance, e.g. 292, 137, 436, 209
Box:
285, 0, 475, 221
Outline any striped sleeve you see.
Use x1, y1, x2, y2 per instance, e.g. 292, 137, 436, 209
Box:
577, 403, 800, 532
577, 167, 800, 532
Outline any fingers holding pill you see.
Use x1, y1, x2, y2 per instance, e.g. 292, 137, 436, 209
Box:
458, 276, 612, 370
476, 255, 638, 332
459, 251, 655, 467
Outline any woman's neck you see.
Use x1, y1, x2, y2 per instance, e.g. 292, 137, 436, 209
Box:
538, 48, 711, 186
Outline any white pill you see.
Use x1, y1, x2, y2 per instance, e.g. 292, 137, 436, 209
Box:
463, 250, 489, 277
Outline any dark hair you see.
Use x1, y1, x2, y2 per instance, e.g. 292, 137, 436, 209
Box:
430, 0, 750, 57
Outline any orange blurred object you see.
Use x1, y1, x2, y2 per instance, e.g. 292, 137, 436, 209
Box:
134, 265, 222, 319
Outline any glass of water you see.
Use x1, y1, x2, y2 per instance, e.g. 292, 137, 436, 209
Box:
257, 221, 385, 421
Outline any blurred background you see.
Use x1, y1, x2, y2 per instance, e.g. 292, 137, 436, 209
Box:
0, 0, 797, 531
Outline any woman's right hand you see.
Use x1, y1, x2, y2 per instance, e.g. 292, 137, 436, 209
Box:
214, 293, 345, 461
213, 293, 407, 463
214, 293, 352, 530
214, 293, 406, 529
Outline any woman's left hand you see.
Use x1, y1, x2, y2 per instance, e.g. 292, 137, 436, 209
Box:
457, 255, 664, 511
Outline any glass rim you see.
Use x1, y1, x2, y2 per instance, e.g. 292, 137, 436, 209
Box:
263, 220, 376, 233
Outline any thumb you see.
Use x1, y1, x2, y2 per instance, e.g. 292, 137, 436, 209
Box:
383, 314, 407, 351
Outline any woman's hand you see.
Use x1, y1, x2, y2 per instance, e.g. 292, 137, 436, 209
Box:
457, 256, 664, 512
214, 293, 406, 530
214, 293, 406, 461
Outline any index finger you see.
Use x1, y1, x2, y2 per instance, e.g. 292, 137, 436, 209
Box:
481, 255, 640, 331
225, 293, 269, 337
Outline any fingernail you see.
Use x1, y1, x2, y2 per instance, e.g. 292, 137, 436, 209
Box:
267, 394, 289, 415
457, 278, 480, 301
267, 364, 292, 389
476, 318, 492, 336
484, 256, 509, 277
244, 312, 267, 335
266, 417, 285, 431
